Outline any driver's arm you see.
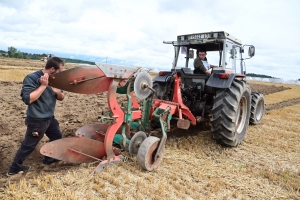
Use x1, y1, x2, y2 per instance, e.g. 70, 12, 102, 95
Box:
210, 64, 220, 68
205, 70, 211, 74
194, 58, 210, 74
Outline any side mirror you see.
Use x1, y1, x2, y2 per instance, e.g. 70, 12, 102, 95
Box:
248, 46, 255, 57
188, 49, 194, 59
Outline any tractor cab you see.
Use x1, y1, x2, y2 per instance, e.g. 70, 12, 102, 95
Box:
153, 31, 256, 98
165, 31, 255, 75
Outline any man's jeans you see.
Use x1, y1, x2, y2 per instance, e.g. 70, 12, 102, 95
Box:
9, 116, 62, 173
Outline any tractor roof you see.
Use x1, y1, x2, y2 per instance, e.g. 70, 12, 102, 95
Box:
174, 31, 242, 45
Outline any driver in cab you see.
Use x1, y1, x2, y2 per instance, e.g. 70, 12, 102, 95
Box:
194, 50, 219, 74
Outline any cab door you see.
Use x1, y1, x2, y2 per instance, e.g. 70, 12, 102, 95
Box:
225, 41, 236, 72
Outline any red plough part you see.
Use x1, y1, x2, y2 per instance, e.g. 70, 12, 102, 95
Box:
152, 73, 196, 130
40, 64, 197, 173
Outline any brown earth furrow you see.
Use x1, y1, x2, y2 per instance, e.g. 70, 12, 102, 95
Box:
266, 97, 300, 112
250, 83, 290, 95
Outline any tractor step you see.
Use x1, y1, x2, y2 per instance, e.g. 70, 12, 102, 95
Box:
196, 116, 208, 123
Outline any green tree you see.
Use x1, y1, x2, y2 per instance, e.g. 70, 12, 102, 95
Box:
16, 50, 24, 59
7, 46, 17, 57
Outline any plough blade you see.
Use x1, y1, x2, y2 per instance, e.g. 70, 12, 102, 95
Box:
90, 155, 124, 174
49, 65, 111, 94
75, 124, 122, 141
40, 137, 107, 163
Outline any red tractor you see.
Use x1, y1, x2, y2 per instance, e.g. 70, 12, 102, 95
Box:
153, 31, 265, 146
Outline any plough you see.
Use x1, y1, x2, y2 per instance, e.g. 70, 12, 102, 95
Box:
40, 63, 193, 173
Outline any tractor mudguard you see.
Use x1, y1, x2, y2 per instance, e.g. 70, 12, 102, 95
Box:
153, 73, 172, 82
206, 73, 236, 89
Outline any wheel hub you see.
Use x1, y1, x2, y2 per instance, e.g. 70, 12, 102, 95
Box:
236, 96, 247, 134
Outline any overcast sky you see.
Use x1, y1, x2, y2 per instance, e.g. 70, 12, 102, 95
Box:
0, 0, 299, 80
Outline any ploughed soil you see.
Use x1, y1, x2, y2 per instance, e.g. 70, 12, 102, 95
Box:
249, 83, 290, 95
0, 80, 296, 187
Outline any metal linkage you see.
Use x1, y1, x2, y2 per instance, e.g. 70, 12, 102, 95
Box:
68, 147, 102, 161
153, 106, 171, 161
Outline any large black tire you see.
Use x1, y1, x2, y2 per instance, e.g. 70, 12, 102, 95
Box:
211, 80, 251, 147
152, 82, 167, 99
249, 92, 265, 125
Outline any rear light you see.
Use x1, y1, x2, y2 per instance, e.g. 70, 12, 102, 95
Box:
159, 71, 166, 76
219, 73, 229, 79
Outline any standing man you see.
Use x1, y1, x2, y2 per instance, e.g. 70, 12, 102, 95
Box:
7, 57, 65, 176
194, 50, 219, 74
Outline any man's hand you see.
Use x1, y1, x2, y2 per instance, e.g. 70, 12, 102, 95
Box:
51, 87, 64, 101
51, 87, 61, 94
39, 73, 49, 86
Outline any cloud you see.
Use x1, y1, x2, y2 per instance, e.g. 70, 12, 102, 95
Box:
0, 0, 30, 9
0, 0, 299, 80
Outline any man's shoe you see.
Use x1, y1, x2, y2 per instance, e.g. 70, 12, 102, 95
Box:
42, 158, 60, 165
6, 165, 31, 177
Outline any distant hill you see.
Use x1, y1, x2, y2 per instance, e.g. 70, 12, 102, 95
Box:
246, 73, 278, 79
60, 58, 94, 65
1, 48, 94, 65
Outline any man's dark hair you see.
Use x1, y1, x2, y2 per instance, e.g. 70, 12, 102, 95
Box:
198, 49, 207, 53
45, 57, 64, 70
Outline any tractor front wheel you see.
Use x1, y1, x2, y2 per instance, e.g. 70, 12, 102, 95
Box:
211, 80, 251, 147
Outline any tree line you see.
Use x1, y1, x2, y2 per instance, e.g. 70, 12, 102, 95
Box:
0, 46, 94, 65
246, 73, 276, 79
247, 73, 300, 81
1, 46, 299, 80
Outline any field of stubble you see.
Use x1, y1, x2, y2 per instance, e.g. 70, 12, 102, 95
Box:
0, 57, 299, 199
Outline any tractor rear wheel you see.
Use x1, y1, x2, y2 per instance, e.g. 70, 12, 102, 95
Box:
211, 80, 251, 147
152, 82, 167, 99
249, 92, 265, 125
137, 136, 165, 171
